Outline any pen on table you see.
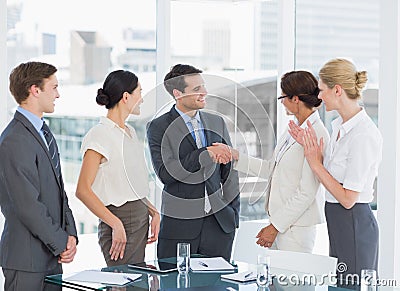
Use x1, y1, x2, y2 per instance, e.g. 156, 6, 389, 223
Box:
198, 261, 209, 267
124, 275, 137, 283
244, 271, 253, 278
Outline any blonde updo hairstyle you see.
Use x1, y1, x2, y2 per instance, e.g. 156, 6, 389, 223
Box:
319, 58, 368, 100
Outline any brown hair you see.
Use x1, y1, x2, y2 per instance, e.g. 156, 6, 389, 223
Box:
319, 58, 367, 100
9, 61, 57, 104
164, 64, 202, 98
281, 70, 321, 109
96, 70, 139, 109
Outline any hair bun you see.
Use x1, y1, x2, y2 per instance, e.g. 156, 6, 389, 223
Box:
312, 87, 322, 107
355, 71, 368, 92
314, 98, 322, 107
313, 87, 320, 96
96, 88, 110, 106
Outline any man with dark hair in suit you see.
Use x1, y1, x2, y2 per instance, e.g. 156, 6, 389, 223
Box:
0, 62, 78, 291
147, 64, 240, 261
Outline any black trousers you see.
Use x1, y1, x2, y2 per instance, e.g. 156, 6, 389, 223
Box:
157, 214, 235, 261
3, 264, 62, 291
325, 202, 379, 285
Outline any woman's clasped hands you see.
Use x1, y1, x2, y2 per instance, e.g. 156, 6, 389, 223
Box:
288, 120, 324, 169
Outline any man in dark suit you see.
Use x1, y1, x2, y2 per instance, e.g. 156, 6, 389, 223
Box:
147, 64, 240, 261
0, 62, 78, 290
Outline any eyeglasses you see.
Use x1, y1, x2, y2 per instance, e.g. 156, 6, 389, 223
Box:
278, 93, 317, 100
277, 95, 292, 100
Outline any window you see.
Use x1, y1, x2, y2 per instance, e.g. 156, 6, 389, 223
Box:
170, 1, 279, 221
6, 0, 156, 234
295, 0, 380, 207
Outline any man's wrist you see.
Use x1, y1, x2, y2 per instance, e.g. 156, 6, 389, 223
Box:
206, 147, 215, 159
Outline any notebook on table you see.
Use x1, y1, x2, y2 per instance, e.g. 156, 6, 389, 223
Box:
128, 260, 178, 273
190, 257, 236, 273
221, 271, 257, 283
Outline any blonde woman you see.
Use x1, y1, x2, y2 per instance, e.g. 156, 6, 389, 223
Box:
289, 59, 382, 280
76, 70, 160, 266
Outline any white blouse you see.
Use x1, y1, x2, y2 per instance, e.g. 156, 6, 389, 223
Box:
81, 116, 149, 206
324, 109, 383, 203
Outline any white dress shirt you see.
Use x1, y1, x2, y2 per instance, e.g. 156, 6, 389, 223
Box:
174, 106, 207, 146
324, 108, 383, 203
81, 116, 149, 206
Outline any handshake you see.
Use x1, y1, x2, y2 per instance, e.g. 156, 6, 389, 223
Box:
206, 142, 239, 164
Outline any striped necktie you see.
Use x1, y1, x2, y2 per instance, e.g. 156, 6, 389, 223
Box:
41, 121, 61, 179
189, 118, 212, 214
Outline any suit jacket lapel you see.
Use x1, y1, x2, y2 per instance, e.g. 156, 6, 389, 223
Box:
273, 129, 298, 164
275, 117, 319, 164
14, 111, 62, 189
273, 133, 287, 160
275, 117, 318, 164
169, 106, 198, 149
276, 139, 296, 164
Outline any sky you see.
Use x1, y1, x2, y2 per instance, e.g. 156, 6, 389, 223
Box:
7, 0, 261, 118
11, 0, 256, 69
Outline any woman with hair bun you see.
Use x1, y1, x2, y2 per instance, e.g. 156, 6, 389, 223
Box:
289, 58, 382, 281
76, 70, 160, 266
227, 70, 330, 253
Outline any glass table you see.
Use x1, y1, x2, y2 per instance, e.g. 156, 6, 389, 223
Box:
45, 258, 358, 290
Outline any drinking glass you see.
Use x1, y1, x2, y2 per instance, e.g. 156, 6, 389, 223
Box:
177, 273, 190, 288
360, 269, 377, 291
256, 254, 271, 287
177, 242, 190, 274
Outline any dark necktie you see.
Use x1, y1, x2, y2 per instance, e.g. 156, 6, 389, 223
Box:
41, 121, 61, 179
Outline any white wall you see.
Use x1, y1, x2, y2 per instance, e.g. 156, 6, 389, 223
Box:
378, 0, 400, 283
276, 0, 295, 138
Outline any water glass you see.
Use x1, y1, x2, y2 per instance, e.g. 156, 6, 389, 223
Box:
177, 273, 190, 288
256, 254, 271, 287
177, 242, 190, 274
360, 269, 377, 291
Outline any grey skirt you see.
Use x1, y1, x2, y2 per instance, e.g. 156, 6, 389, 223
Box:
325, 202, 379, 281
98, 199, 149, 266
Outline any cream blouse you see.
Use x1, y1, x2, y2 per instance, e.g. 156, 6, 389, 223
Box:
81, 116, 149, 206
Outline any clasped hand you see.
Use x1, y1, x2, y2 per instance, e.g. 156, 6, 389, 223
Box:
288, 120, 324, 169
207, 142, 239, 164
58, 235, 77, 264
256, 224, 278, 248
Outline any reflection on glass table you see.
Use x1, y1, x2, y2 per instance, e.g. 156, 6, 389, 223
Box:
45, 257, 361, 291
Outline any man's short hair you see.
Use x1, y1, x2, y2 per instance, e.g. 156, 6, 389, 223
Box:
164, 64, 202, 97
9, 61, 57, 104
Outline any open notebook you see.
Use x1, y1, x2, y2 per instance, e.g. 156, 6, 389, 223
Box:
190, 257, 236, 273
221, 271, 257, 283
64, 270, 141, 286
